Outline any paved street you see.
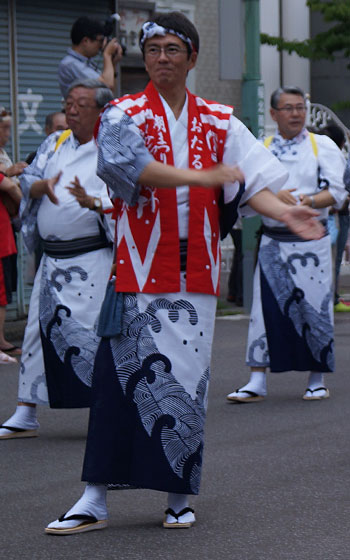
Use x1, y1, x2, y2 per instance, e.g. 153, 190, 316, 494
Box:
1, 276, 350, 559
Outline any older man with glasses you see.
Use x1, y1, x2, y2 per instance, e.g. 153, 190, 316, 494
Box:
227, 85, 347, 404
0, 79, 116, 439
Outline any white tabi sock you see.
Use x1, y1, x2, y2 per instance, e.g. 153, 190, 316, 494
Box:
47, 483, 108, 530
0, 404, 39, 437
166, 493, 195, 524
167, 493, 189, 513
228, 370, 267, 398
307, 372, 325, 391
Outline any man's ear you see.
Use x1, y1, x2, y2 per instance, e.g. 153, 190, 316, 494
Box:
270, 107, 278, 123
188, 51, 198, 71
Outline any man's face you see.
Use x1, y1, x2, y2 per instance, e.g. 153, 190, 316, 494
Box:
46, 113, 67, 136
64, 87, 101, 142
82, 35, 104, 58
144, 34, 197, 92
0, 119, 11, 148
270, 93, 306, 139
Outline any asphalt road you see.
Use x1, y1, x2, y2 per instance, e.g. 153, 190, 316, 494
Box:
1, 311, 350, 560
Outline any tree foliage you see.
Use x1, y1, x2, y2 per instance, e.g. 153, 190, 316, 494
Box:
261, 0, 350, 61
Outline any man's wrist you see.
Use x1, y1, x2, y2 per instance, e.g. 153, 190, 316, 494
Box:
90, 197, 102, 211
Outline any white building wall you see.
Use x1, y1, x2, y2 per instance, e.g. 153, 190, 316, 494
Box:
260, 0, 310, 135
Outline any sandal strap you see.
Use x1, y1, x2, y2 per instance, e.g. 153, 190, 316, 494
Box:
58, 512, 98, 523
305, 387, 327, 393
164, 507, 194, 520
236, 389, 260, 398
0, 425, 28, 433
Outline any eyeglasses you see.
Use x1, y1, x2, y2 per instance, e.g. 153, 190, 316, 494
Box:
144, 45, 188, 58
275, 105, 307, 114
65, 100, 97, 111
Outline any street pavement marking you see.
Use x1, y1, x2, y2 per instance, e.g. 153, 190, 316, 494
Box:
217, 314, 249, 321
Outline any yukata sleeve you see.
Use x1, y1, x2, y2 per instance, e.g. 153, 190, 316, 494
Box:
97, 105, 154, 207
19, 133, 58, 253
343, 155, 350, 194
222, 116, 288, 218
96, 185, 115, 244
317, 135, 347, 209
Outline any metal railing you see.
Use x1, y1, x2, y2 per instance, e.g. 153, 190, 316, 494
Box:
306, 95, 350, 153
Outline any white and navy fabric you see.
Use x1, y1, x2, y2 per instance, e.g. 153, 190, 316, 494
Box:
247, 234, 334, 372
81, 88, 288, 494
18, 248, 112, 407
246, 130, 346, 373
18, 132, 114, 408
82, 281, 216, 494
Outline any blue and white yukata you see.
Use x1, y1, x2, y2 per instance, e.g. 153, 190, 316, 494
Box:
18, 131, 114, 408
246, 130, 346, 373
81, 99, 288, 495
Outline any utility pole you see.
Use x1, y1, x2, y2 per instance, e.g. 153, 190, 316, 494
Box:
241, 0, 263, 310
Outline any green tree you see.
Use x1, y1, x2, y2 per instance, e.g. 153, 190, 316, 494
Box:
261, 0, 350, 62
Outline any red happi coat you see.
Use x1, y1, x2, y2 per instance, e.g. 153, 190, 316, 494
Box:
111, 82, 232, 296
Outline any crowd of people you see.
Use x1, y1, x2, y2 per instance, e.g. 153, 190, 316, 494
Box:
0, 11, 348, 536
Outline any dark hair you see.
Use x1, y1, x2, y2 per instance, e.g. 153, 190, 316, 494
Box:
70, 16, 105, 45
44, 111, 64, 130
140, 11, 199, 58
270, 86, 305, 109
67, 79, 114, 107
320, 121, 345, 150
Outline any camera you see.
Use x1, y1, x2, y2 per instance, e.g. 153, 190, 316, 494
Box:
104, 15, 127, 55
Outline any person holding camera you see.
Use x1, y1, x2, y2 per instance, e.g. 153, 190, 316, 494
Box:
58, 16, 123, 98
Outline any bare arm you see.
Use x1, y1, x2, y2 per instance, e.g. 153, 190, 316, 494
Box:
98, 39, 123, 92
299, 190, 336, 209
0, 175, 22, 205
139, 161, 244, 189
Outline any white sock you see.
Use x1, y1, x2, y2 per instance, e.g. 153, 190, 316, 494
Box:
228, 370, 267, 397
0, 404, 39, 436
166, 493, 195, 524
167, 493, 189, 513
307, 372, 325, 391
47, 483, 108, 530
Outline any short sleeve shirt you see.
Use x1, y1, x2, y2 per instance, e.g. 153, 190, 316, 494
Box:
58, 48, 101, 98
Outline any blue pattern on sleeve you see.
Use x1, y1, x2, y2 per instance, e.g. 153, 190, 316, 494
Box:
97, 106, 154, 207
20, 132, 61, 253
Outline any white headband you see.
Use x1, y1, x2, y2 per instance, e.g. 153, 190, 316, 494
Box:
139, 21, 195, 53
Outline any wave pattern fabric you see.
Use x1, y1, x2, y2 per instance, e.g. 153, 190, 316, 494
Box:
82, 287, 216, 495
246, 234, 334, 373
18, 248, 112, 407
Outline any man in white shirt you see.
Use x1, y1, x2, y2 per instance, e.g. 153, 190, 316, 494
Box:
0, 79, 115, 438
227, 86, 347, 404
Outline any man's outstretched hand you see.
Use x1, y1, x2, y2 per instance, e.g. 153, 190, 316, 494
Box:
281, 206, 324, 240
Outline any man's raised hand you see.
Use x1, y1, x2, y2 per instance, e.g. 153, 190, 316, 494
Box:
46, 171, 62, 205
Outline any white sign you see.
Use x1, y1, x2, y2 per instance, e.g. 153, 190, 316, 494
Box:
18, 88, 43, 135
